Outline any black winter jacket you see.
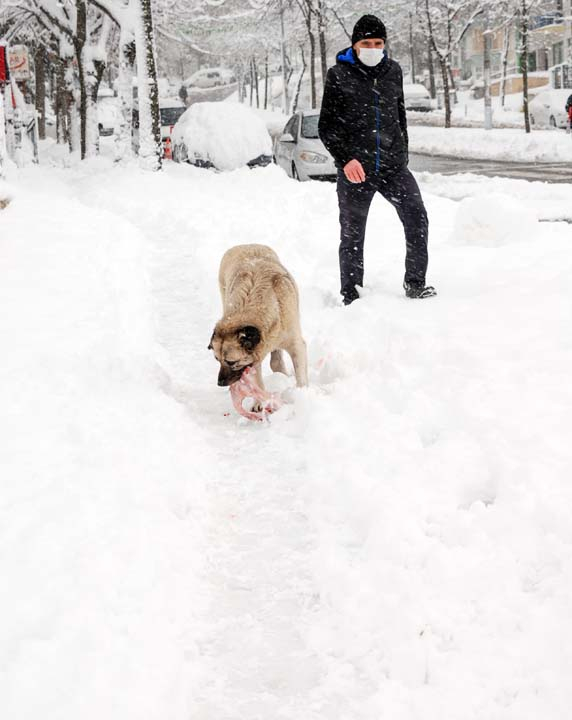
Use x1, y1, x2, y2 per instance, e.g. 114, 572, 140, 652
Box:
318, 48, 408, 175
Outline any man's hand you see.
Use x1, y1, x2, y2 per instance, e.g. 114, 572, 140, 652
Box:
343, 159, 366, 183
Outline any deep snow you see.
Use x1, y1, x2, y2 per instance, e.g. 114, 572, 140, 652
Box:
1, 156, 572, 720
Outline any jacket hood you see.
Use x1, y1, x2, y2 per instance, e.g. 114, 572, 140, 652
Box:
336, 47, 388, 67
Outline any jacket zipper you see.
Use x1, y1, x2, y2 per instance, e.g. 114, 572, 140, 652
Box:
373, 78, 381, 173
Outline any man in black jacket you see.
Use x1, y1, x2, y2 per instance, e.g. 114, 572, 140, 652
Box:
319, 14, 436, 304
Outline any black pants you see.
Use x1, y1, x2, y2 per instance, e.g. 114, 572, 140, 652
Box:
337, 165, 428, 302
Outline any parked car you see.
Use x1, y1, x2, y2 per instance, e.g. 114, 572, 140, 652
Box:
529, 88, 572, 128
274, 110, 336, 181
171, 101, 272, 170
184, 67, 236, 90
97, 98, 121, 136
403, 83, 432, 111
132, 98, 186, 155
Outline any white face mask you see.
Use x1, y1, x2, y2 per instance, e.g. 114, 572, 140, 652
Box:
358, 48, 384, 67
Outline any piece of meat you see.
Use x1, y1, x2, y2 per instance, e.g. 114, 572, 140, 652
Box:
229, 366, 283, 422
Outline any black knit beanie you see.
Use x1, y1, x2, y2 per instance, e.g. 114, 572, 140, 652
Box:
351, 14, 387, 45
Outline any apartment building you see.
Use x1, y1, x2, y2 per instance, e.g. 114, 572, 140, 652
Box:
458, 0, 572, 93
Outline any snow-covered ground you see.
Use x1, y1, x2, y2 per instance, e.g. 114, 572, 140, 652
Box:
1, 156, 572, 720
409, 124, 572, 163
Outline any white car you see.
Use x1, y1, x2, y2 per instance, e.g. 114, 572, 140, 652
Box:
403, 83, 432, 112
171, 101, 272, 170
185, 68, 236, 90
529, 88, 571, 128
274, 110, 336, 181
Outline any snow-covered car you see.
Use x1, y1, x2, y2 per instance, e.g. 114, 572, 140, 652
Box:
184, 67, 236, 90
132, 98, 186, 155
274, 110, 336, 181
171, 101, 272, 170
529, 88, 571, 128
97, 98, 121, 136
403, 83, 432, 112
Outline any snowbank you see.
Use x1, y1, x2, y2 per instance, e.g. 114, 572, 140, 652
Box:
453, 192, 539, 246
0, 170, 210, 719
172, 101, 272, 170
409, 125, 572, 162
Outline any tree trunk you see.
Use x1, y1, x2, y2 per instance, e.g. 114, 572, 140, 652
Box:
521, 3, 531, 133
34, 45, 46, 141
249, 58, 254, 106
264, 54, 268, 110
409, 12, 416, 83
440, 58, 451, 128
116, 32, 135, 161
307, 18, 317, 109
447, 62, 457, 104
253, 57, 259, 108
483, 22, 493, 129
135, 0, 162, 170
75, 0, 88, 159
84, 51, 98, 157
428, 40, 436, 98
55, 58, 69, 146
317, 0, 327, 94
292, 45, 306, 113
500, 25, 511, 108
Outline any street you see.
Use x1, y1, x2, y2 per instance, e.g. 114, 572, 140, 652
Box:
409, 151, 572, 183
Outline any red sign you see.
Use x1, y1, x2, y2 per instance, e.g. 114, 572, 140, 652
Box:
0, 46, 8, 83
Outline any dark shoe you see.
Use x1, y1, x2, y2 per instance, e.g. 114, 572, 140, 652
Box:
342, 290, 360, 306
404, 281, 437, 299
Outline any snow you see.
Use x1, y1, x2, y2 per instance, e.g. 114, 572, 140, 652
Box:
403, 83, 431, 98
409, 125, 572, 162
172, 101, 272, 170
452, 192, 539, 247
1, 155, 572, 719
410, 89, 530, 128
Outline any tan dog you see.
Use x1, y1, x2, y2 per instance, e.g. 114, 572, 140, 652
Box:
209, 244, 308, 393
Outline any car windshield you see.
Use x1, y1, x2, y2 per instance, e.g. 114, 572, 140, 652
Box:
161, 107, 185, 126
301, 114, 320, 139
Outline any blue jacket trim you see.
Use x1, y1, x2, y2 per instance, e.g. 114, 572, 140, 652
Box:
336, 47, 356, 65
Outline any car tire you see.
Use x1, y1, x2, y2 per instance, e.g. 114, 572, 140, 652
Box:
550, 116, 557, 128
292, 162, 300, 181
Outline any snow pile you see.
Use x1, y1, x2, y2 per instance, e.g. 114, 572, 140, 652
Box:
0, 172, 210, 719
418, 171, 572, 222
409, 125, 572, 162
2, 157, 572, 719
453, 192, 539, 247
172, 101, 272, 170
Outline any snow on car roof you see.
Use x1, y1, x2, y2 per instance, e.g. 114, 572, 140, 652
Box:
172, 101, 272, 171
403, 84, 430, 97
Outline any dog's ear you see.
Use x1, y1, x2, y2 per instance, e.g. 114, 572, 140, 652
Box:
237, 326, 261, 352
207, 331, 215, 350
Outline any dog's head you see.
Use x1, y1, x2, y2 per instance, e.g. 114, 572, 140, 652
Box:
208, 324, 261, 386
